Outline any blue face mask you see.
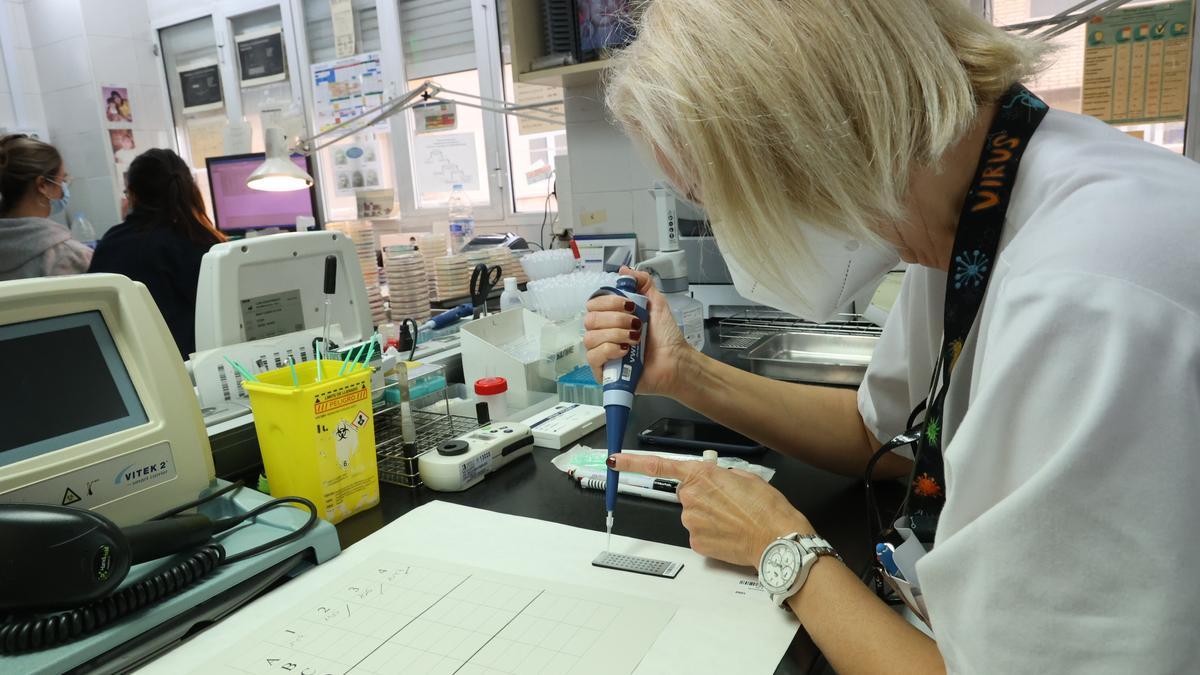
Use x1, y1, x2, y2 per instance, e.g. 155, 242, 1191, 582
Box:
47, 179, 69, 215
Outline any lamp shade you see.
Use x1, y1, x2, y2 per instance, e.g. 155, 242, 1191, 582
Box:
247, 127, 314, 192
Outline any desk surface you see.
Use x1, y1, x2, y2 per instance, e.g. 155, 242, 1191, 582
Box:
332, 326, 900, 674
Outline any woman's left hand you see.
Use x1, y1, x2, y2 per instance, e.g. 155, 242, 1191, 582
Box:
611, 453, 816, 568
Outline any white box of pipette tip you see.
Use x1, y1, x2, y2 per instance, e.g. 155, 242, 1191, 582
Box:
460, 309, 584, 396
520, 402, 605, 450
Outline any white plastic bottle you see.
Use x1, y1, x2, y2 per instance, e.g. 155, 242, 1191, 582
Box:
499, 277, 525, 311
71, 214, 96, 245
447, 184, 475, 253
665, 293, 706, 350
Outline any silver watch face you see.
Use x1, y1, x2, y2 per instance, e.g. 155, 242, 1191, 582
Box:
761, 541, 800, 593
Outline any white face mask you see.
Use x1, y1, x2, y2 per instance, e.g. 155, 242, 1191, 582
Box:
718, 225, 900, 324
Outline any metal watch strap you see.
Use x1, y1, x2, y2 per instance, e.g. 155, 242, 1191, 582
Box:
795, 534, 841, 562
766, 534, 841, 608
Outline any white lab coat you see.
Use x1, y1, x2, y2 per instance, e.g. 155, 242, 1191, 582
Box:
859, 109, 1200, 673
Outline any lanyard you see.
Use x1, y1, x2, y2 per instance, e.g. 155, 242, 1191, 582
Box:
903, 84, 1049, 544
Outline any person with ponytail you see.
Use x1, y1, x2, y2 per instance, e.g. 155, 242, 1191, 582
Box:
89, 148, 227, 358
0, 134, 91, 280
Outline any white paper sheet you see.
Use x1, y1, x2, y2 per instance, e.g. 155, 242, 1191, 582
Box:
413, 133, 480, 193
191, 553, 675, 675
331, 0, 356, 58
142, 502, 800, 674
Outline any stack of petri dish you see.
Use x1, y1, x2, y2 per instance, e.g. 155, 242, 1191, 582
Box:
433, 254, 471, 301
415, 232, 449, 304
384, 247, 432, 323
328, 220, 387, 326
487, 247, 529, 285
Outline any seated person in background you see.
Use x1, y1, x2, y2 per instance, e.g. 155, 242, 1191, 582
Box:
0, 134, 91, 280
89, 148, 227, 358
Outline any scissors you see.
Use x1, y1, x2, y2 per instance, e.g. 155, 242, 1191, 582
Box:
470, 263, 502, 319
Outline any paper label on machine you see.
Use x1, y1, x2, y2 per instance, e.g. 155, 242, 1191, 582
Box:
0, 441, 177, 511
240, 289, 306, 342
460, 452, 493, 485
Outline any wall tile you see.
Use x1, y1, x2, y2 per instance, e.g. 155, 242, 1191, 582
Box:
0, 93, 16, 129
56, 129, 111, 180
21, 90, 45, 131
566, 120, 638, 193
563, 82, 606, 124
24, 0, 84, 48
81, 0, 143, 39
135, 40, 163, 87
631, 188, 661, 251
626, 147, 662, 191
69, 174, 121, 233
146, 0, 201, 26
5, 2, 32, 49
128, 84, 167, 130
34, 35, 92, 92
16, 48, 39, 95
87, 35, 138, 89
41, 84, 98, 135
571, 190, 634, 237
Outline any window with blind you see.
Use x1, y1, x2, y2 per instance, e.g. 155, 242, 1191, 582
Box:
400, 0, 477, 80
303, 0, 381, 63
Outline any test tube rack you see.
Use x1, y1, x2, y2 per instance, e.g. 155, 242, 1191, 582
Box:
373, 384, 480, 488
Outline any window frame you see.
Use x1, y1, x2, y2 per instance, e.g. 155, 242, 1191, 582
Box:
152, 1, 320, 217
155, 0, 555, 229
995, 0, 1200, 160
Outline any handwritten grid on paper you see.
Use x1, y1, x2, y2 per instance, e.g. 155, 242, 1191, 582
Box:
215, 559, 624, 675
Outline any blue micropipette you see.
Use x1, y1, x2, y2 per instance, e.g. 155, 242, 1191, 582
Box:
589, 276, 649, 550
420, 303, 474, 332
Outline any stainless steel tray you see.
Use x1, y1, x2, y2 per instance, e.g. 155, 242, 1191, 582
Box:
740, 332, 877, 386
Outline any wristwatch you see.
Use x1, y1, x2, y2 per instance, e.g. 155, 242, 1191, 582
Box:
758, 532, 841, 606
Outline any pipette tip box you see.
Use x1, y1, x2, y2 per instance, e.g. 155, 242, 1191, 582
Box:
520, 402, 605, 450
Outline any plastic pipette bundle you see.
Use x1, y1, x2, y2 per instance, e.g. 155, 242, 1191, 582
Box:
519, 249, 576, 281
384, 246, 432, 322
525, 271, 619, 321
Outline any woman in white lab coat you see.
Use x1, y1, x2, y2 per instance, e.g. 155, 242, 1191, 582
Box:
583, 1, 1200, 672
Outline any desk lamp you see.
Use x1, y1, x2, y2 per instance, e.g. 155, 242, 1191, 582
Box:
246, 81, 565, 192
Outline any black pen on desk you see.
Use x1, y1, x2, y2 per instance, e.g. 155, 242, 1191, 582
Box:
576, 472, 681, 504
572, 469, 679, 493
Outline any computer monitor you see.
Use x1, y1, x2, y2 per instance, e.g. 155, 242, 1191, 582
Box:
0, 275, 215, 526
206, 153, 318, 234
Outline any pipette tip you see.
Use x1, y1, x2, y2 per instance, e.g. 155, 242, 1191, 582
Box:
605, 512, 614, 551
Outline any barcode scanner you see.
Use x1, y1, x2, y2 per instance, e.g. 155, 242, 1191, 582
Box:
0, 504, 215, 612
0, 489, 317, 654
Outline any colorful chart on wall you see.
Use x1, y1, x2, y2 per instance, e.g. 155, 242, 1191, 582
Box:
1082, 1, 1193, 125
311, 52, 387, 133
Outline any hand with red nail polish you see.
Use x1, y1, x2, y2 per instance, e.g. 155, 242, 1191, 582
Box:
582, 266, 693, 399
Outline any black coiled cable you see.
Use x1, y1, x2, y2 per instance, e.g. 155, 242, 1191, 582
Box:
0, 544, 225, 654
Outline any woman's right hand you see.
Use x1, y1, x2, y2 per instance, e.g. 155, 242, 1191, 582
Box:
583, 267, 694, 398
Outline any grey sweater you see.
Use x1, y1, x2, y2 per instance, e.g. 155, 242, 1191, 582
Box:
0, 216, 92, 281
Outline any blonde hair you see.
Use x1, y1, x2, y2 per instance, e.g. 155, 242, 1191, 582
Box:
606, 0, 1045, 293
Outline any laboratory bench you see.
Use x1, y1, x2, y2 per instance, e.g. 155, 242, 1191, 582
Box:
325, 323, 902, 675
